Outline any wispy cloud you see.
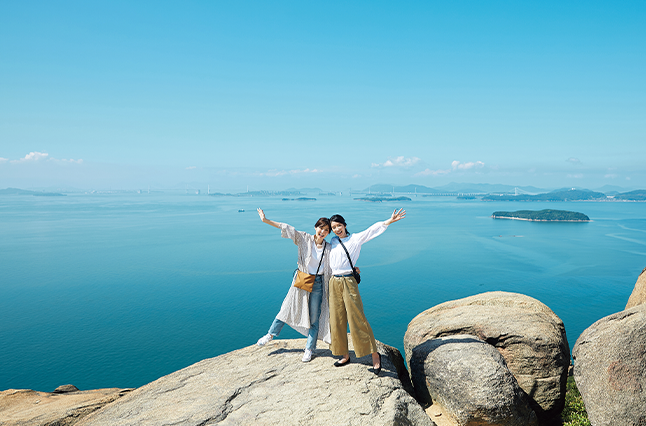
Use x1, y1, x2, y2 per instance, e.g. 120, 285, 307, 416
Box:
371, 156, 420, 168
415, 167, 451, 176
567, 157, 581, 164
415, 160, 485, 177
0, 157, 8, 163
451, 160, 484, 170
567, 174, 584, 179
8, 152, 84, 164
186, 166, 197, 170
260, 168, 321, 177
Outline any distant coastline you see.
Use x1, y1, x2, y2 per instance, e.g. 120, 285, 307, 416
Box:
354, 196, 412, 203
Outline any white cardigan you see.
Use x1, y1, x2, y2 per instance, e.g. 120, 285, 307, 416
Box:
274, 223, 332, 344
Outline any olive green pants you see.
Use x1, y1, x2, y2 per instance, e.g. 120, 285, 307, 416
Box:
328, 275, 378, 358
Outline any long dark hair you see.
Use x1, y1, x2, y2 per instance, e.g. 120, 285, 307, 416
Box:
329, 214, 348, 234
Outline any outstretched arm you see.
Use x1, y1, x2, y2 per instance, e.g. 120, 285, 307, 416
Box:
257, 208, 281, 229
384, 208, 406, 226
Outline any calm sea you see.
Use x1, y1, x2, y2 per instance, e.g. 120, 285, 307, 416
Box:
1, 193, 645, 391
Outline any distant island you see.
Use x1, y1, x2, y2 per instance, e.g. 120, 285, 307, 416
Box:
282, 197, 316, 201
354, 196, 412, 202
0, 188, 65, 196
492, 209, 590, 222
482, 189, 606, 202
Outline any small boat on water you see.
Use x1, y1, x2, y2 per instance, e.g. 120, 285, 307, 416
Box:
238, 209, 245, 212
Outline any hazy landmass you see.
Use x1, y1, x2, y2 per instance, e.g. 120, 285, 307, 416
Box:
354, 196, 412, 202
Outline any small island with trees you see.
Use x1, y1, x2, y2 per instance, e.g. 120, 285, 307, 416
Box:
492, 209, 590, 222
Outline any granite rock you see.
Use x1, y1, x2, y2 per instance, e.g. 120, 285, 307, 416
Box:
0, 387, 131, 426
404, 292, 569, 421
76, 336, 434, 426
409, 334, 538, 426
626, 266, 646, 309
572, 304, 646, 426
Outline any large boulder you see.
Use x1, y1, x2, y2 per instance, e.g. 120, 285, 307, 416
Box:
404, 292, 569, 421
409, 334, 538, 426
572, 304, 646, 426
626, 266, 646, 309
0, 387, 131, 426
77, 337, 434, 426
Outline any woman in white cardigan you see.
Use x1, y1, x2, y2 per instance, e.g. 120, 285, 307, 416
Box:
328, 209, 406, 375
255, 208, 333, 363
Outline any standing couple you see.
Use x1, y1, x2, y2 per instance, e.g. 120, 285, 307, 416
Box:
255, 207, 406, 375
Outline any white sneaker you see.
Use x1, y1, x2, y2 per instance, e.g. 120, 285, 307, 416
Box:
302, 349, 313, 362
257, 334, 273, 346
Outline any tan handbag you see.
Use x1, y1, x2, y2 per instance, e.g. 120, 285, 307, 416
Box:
293, 242, 326, 292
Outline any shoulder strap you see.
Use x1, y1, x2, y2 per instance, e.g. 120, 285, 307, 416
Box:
336, 237, 354, 269
314, 241, 326, 275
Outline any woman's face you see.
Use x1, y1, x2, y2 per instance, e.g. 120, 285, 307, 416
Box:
331, 221, 347, 238
315, 226, 330, 240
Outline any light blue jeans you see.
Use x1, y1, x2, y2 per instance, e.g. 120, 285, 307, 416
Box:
268, 275, 323, 350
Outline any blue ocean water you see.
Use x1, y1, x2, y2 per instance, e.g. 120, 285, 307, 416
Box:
1, 194, 645, 392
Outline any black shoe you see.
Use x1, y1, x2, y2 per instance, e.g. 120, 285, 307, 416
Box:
373, 353, 382, 376
334, 357, 351, 367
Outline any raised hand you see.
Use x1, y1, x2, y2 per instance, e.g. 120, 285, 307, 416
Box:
257, 208, 266, 222
385, 208, 406, 225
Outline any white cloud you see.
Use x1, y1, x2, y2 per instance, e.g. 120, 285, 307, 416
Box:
451, 160, 485, 170
567, 174, 584, 179
372, 156, 420, 168
0, 157, 8, 163
8, 152, 84, 164
605, 174, 618, 179
186, 166, 197, 170
567, 157, 581, 164
11, 152, 49, 163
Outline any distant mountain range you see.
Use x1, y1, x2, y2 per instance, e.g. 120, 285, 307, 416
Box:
363, 183, 547, 194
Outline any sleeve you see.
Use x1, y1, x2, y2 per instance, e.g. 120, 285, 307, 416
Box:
353, 221, 388, 245
279, 222, 306, 246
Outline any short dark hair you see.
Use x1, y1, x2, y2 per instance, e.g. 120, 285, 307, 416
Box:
315, 217, 331, 230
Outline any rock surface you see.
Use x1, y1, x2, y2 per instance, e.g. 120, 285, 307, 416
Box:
409, 334, 538, 426
625, 266, 646, 309
572, 304, 646, 426
404, 292, 569, 421
76, 336, 434, 426
0, 387, 131, 426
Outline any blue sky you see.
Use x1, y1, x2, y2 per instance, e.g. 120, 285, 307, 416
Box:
1, 1, 644, 191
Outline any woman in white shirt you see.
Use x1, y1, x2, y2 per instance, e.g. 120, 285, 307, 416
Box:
255, 208, 332, 363
328, 209, 406, 375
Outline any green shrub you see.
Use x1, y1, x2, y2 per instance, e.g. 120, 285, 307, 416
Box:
561, 376, 590, 426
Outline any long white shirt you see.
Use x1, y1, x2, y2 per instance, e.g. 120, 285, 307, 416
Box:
274, 222, 332, 344
329, 221, 389, 275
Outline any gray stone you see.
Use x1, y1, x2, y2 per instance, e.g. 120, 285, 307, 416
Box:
53, 384, 80, 394
0, 387, 131, 426
626, 266, 646, 309
572, 304, 646, 426
409, 334, 538, 426
404, 292, 569, 421
77, 337, 434, 426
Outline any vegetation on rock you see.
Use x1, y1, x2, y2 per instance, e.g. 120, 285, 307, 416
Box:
561, 377, 590, 426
